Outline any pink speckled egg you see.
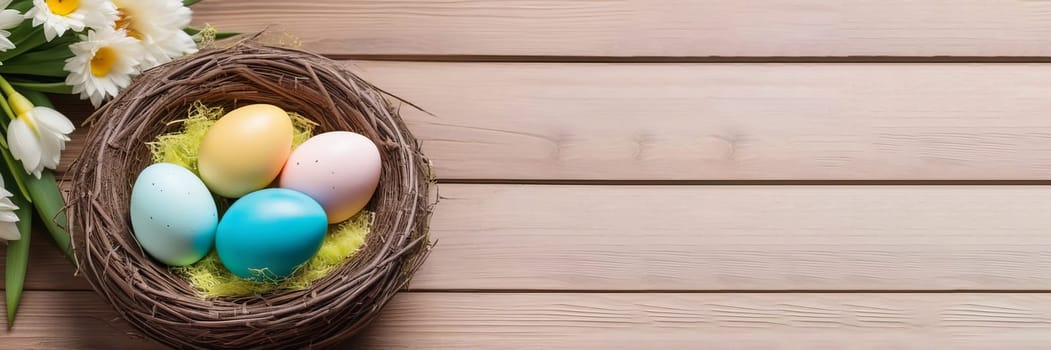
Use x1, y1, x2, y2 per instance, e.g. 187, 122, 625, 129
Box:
280, 131, 381, 223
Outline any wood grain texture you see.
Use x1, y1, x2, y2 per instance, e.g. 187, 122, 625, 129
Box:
17, 184, 1051, 292
0, 291, 161, 350
45, 94, 92, 177
52, 62, 1051, 181
22, 1, 1051, 348
192, 0, 1051, 58
0, 232, 86, 290
412, 184, 1051, 290
9, 291, 1051, 349
350, 293, 1051, 349
354, 62, 1051, 180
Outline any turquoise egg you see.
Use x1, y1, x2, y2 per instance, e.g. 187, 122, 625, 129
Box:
130, 163, 218, 266
215, 188, 328, 280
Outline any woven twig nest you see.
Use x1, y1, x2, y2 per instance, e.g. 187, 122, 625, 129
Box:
68, 42, 434, 349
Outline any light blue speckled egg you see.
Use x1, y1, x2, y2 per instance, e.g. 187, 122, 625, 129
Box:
215, 188, 328, 280
130, 163, 218, 266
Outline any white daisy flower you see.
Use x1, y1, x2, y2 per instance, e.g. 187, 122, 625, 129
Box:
26, 0, 118, 42
0, 175, 20, 241
6, 92, 74, 179
64, 26, 143, 107
113, 0, 196, 69
0, 0, 24, 52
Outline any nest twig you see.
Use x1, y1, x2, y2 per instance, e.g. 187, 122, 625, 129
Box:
67, 42, 434, 349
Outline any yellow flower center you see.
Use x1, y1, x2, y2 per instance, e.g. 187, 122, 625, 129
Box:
114, 9, 143, 40
90, 47, 117, 77
45, 0, 79, 16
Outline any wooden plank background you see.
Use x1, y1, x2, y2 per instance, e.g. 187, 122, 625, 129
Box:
356, 62, 1051, 180
9, 1, 1051, 349
190, 0, 1051, 58
55, 62, 1051, 181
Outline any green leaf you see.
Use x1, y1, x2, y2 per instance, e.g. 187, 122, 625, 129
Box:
0, 147, 31, 203
4, 19, 36, 40
0, 26, 46, 62
33, 32, 78, 52
10, 81, 72, 95
2, 169, 32, 329
9, 0, 34, 11
183, 0, 203, 6
6, 44, 73, 64
0, 58, 67, 77
25, 171, 71, 261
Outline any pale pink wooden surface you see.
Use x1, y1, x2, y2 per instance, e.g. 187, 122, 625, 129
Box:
8, 1, 1051, 349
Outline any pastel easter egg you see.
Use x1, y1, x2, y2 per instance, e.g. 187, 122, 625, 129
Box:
130, 163, 218, 266
215, 188, 328, 280
198, 104, 293, 198
280, 131, 381, 223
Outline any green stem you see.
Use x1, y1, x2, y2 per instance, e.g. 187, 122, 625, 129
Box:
0, 74, 16, 97
0, 108, 10, 133
0, 74, 17, 128
2, 168, 32, 329
0, 83, 12, 125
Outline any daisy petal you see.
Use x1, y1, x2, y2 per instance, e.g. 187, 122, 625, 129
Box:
27, 0, 118, 42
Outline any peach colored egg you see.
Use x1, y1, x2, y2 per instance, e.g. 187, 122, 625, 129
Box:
280, 131, 381, 223
198, 104, 293, 198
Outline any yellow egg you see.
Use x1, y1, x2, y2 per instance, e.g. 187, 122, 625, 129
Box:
198, 104, 293, 198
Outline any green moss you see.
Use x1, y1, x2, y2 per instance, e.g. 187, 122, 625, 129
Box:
172, 214, 372, 298
290, 112, 317, 149
147, 102, 219, 174
153, 101, 367, 298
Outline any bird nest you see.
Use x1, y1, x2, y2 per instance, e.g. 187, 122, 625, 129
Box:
67, 42, 434, 349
